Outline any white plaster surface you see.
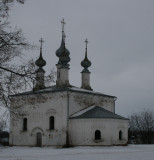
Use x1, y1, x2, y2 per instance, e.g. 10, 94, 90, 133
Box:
81, 72, 91, 89
10, 88, 128, 147
69, 92, 115, 115
59, 67, 70, 85
10, 92, 68, 146
69, 118, 128, 146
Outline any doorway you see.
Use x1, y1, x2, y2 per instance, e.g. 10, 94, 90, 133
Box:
36, 132, 42, 147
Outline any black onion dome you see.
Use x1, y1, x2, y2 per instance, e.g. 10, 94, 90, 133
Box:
55, 37, 70, 58
35, 49, 46, 68
81, 48, 91, 70
59, 42, 70, 66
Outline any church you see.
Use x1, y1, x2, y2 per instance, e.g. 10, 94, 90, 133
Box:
9, 20, 128, 147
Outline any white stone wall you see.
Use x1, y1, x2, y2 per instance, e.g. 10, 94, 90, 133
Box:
9, 91, 68, 146
9, 90, 127, 147
58, 67, 70, 86
68, 92, 115, 115
81, 72, 91, 90
69, 118, 128, 146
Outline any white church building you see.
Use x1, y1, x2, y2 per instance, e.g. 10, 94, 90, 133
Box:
9, 20, 128, 147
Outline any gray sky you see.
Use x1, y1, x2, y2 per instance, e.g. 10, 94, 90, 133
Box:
9, 0, 154, 117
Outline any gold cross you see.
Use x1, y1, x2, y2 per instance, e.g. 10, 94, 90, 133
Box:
61, 18, 66, 32
85, 38, 88, 48
39, 38, 44, 49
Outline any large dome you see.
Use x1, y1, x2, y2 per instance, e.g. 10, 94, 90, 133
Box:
55, 38, 70, 58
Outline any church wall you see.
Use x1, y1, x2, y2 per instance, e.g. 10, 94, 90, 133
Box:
9, 91, 68, 147
68, 91, 115, 116
9, 90, 127, 147
69, 118, 128, 146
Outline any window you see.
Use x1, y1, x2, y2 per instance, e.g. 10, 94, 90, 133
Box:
119, 130, 122, 140
49, 116, 54, 130
23, 118, 27, 131
95, 130, 101, 140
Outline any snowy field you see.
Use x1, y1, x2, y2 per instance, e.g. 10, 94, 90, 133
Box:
0, 145, 154, 160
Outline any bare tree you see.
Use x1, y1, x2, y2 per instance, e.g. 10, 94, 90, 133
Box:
0, 0, 25, 18
0, 0, 55, 119
129, 109, 154, 144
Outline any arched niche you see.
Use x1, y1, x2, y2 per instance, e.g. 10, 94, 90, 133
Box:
31, 127, 45, 136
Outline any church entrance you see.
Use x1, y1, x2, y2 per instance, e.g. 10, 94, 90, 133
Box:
36, 132, 42, 147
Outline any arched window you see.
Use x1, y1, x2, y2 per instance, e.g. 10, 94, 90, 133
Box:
119, 130, 122, 140
49, 116, 54, 130
23, 118, 27, 131
95, 130, 101, 140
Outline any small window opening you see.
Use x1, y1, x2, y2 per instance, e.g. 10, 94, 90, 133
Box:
95, 130, 101, 140
119, 130, 122, 140
49, 116, 54, 130
23, 118, 27, 131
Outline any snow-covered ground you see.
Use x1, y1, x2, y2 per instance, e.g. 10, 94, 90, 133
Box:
0, 145, 154, 160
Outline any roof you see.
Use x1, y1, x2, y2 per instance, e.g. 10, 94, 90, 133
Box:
70, 106, 128, 120
9, 85, 116, 99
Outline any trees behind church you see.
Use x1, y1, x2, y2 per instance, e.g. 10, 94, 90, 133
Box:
129, 109, 154, 144
0, 0, 54, 122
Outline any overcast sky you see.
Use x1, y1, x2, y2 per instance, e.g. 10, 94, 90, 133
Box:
8, 0, 154, 117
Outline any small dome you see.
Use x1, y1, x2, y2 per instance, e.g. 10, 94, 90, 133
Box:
81, 55, 91, 69
81, 39, 91, 72
35, 50, 46, 68
81, 47, 91, 71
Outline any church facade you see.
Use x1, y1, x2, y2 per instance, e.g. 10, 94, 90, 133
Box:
9, 20, 128, 147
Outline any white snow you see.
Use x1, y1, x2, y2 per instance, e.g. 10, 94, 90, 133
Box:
70, 87, 101, 94
70, 86, 94, 92
0, 145, 154, 160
